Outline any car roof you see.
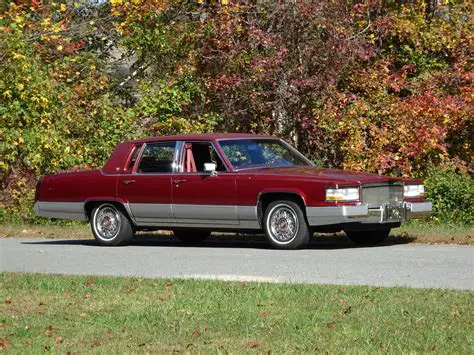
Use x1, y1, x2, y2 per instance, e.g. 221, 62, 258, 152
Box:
127, 133, 277, 144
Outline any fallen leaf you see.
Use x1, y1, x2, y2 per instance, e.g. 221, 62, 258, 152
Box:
91, 340, 101, 348
0, 338, 12, 350
165, 282, 172, 290
192, 331, 201, 337
84, 279, 95, 286
63, 291, 71, 297
56, 336, 63, 344
44, 326, 60, 335
260, 311, 269, 318
4, 300, 12, 305
79, 313, 86, 318
249, 342, 258, 348
327, 322, 336, 329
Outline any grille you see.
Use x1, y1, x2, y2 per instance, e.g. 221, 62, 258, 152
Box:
362, 184, 403, 207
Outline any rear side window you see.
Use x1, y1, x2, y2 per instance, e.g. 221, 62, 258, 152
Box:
124, 144, 142, 173
137, 142, 176, 173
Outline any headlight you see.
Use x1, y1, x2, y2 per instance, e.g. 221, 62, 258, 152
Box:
404, 184, 425, 198
326, 187, 359, 202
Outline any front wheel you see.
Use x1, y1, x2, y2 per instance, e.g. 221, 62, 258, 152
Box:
345, 229, 390, 245
91, 203, 134, 246
263, 200, 310, 249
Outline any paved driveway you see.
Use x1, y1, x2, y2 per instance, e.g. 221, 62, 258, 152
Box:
1, 236, 473, 290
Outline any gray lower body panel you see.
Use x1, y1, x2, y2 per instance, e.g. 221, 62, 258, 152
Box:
34, 201, 259, 229
34, 202, 87, 221
133, 204, 258, 229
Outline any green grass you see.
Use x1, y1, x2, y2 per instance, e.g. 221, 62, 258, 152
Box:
1, 273, 473, 353
391, 221, 473, 245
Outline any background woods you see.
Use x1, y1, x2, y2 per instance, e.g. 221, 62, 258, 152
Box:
0, 0, 472, 223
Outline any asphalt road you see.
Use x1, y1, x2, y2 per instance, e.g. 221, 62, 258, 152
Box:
1, 236, 473, 290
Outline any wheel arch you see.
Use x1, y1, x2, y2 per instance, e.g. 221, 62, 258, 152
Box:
257, 191, 308, 227
84, 198, 135, 224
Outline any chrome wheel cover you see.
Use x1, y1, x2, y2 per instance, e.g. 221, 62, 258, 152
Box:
93, 205, 121, 240
267, 204, 299, 244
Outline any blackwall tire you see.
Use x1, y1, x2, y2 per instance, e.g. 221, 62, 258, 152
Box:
91, 203, 134, 246
263, 200, 310, 249
345, 229, 391, 245
173, 230, 211, 244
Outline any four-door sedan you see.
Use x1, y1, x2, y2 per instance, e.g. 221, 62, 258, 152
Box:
34, 134, 432, 249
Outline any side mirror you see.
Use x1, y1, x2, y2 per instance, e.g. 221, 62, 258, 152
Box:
204, 162, 217, 176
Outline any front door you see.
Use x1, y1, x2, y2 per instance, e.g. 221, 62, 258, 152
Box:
172, 141, 238, 226
118, 141, 177, 225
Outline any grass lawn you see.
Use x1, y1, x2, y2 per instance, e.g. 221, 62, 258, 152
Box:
1, 273, 473, 353
1, 221, 473, 245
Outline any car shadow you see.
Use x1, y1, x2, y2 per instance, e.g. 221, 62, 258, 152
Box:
21, 233, 415, 250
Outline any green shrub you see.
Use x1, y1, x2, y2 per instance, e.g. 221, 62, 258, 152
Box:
424, 167, 473, 225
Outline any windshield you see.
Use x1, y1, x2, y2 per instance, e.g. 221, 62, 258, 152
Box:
218, 139, 312, 170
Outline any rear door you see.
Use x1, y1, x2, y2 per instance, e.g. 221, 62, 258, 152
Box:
118, 141, 178, 225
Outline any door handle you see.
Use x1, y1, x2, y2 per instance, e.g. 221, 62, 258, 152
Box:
173, 179, 187, 185
123, 179, 136, 185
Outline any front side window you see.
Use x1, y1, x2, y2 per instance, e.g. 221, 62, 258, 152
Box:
137, 142, 176, 173
218, 139, 311, 170
182, 141, 227, 173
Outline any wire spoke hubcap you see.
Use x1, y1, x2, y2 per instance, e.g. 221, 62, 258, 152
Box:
269, 205, 298, 243
95, 206, 120, 240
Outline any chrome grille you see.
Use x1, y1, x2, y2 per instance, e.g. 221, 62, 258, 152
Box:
362, 184, 403, 207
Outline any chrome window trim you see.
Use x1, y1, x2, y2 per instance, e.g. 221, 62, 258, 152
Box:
176, 140, 230, 174
216, 137, 314, 171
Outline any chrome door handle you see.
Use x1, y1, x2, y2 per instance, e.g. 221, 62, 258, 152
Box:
123, 179, 136, 185
173, 179, 187, 184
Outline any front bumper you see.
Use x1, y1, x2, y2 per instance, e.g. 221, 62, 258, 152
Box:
306, 202, 432, 226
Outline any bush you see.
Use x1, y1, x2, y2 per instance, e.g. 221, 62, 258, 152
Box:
424, 167, 473, 225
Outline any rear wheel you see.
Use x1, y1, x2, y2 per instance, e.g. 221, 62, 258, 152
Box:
173, 230, 210, 244
263, 200, 310, 249
345, 229, 390, 245
91, 203, 134, 246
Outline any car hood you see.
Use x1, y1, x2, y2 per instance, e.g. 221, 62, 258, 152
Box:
238, 166, 401, 184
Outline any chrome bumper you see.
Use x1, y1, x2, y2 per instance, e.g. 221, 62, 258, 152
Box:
306, 202, 432, 226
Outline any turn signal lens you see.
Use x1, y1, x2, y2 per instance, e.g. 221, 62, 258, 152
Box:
326, 188, 359, 202
404, 184, 425, 198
